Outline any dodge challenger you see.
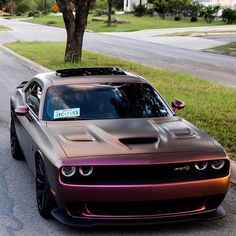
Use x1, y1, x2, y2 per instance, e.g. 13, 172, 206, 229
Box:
10, 67, 230, 227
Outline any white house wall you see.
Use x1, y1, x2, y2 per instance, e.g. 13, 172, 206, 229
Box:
124, 0, 148, 12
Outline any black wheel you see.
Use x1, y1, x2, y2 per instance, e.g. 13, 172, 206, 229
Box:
10, 118, 24, 160
36, 157, 54, 219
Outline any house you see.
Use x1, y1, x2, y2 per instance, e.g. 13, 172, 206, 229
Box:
124, 0, 236, 11
211, 0, 236, 8
198, 0, 236, 8
124, 0, 148, 12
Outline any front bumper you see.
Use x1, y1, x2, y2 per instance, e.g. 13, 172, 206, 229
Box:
51, 206, 226, 228
50, 175, 229, 225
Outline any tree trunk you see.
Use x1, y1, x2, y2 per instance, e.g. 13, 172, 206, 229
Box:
8, 0, 15, 15
107, 0, 112, 27
44, 0, 47, 13
56, 0, 91, 63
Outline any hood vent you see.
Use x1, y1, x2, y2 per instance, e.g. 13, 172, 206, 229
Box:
119, 137, 158, 145
65, 133, 96, 142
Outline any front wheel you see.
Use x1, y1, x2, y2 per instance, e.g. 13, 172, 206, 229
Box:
36, 157, 54, 219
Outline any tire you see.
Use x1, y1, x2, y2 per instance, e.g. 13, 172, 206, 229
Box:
10, 118, 24, 160
36, 157, 54, 219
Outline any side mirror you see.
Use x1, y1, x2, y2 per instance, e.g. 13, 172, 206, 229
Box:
15, 106, 29, 116
172, 99, 185, 113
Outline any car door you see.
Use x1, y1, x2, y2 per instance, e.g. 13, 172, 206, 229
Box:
17, 81, 43, 172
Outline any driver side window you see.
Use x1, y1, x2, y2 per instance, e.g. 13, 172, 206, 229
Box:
25, 82, 42, 117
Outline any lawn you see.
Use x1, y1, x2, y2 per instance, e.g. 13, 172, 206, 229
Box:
210, 42, 236, 56
5, 41, 236, 160
24, 14, 230, 32
0, 24, 10, 31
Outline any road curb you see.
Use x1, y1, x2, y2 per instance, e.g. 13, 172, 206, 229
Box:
230, 160, 236, 185
0, 44, 50, 73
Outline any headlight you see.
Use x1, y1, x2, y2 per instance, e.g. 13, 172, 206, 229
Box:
79, 166, 93, 176
195, 161, 208, 171
61, 166, 76, 177
211, 160, 225, 170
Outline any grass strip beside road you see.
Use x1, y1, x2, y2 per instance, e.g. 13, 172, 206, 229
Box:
209, 42, 236, 56
5, 41, 236, 160
24, 14, 230, 32
0, 24, 10, 31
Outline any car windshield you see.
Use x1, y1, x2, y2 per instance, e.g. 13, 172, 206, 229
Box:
43, 83, 172, 121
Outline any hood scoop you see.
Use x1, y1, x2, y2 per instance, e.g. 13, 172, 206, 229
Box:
164, 127, 198, 139
119, 137, 158, 145
64, 133, 96, 142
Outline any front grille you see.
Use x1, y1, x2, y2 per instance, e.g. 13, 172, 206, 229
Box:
60, 160, 230, 185
67, 197, 208, 217
67, 195, 225, 218
86, 198, 205, 216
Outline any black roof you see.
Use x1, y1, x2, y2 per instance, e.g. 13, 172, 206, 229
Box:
55, 67, 127, 78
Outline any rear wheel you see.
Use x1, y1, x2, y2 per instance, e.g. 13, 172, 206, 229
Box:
10, 118, 24, 160
36, 157, 54, 219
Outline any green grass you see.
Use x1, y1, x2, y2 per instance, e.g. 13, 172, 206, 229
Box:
24, 14, 231, 32
210, 42, 236, 56
0, 24, 10, 31
5, 41, 236, 160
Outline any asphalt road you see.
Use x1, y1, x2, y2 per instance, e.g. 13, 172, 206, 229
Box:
0, 39, 236, 236
0, 18, 236, 86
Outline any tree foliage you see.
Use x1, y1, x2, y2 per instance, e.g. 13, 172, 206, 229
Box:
133, 3, 147, 16
187, 1, 203, 22
1, 0, 55, 14
222, 8, 236, 24
149, 0, 204, 22
151, 0, 169, 19
203, 5, 220, 23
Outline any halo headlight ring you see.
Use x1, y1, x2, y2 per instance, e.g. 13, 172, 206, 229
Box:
61, 166, 76, 177
195, 161, 208, 171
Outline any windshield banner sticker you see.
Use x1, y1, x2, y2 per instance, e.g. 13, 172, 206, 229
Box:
54, 108, 80, 119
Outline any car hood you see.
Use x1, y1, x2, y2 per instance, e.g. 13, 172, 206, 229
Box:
46, 116, 223, 158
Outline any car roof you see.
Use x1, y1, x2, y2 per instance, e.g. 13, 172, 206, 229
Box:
35, 67, 146, 87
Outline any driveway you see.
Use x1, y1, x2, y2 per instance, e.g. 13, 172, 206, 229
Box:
0, 18, 236, 87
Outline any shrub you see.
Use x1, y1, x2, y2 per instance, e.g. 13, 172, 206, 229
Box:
51, 3, 59, 13
222, 8, 236, 24
191, 16, 198, 22
147, 8, 155, 16
188, 1, 203, 22
151, 0, 169, 19
174, 16, 181, 21
47, 20, 57, 25
92, 0, 107, 10
133, 4, 147, 17
94, 8, 115, 16
203, 5, 220, 23
28, 11, 40, 17
16, 2, 30, 14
